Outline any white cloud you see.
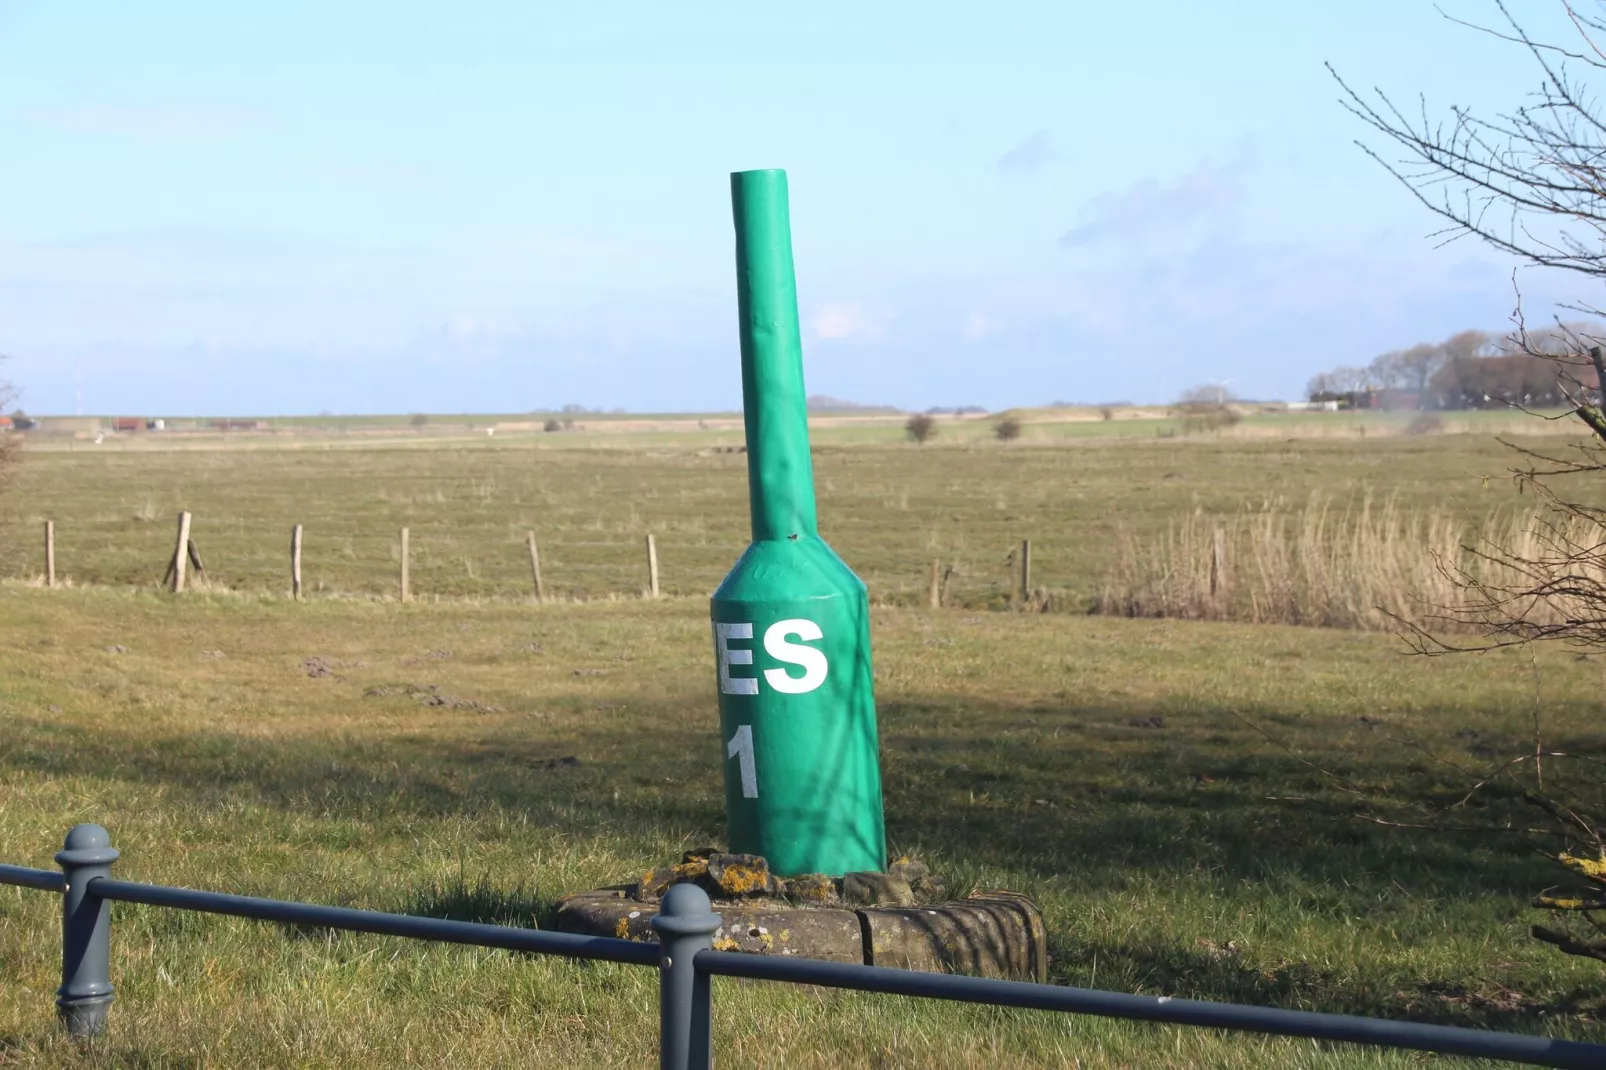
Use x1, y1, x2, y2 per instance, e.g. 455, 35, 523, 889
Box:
807, 302, 882, 341
1059, 150, 1252, 249
998, 131, 1055, 173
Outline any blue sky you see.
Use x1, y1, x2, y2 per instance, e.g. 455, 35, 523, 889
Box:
1, 0, 1597, 415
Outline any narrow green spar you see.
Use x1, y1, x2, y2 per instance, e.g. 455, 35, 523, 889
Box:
711, 169, 887, 878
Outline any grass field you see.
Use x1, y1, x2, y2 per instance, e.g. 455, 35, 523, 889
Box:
1, 418, 1604, 1067
2, 414, 1590, 609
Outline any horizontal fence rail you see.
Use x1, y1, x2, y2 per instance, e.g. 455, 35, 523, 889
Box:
0, 863, 65, 893
3, 825, 1605, 1070
89, 878, 659, 966
696, 951, 1605, 1069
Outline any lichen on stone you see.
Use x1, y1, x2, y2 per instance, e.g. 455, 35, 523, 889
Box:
705, 853, 780, 897
781, 873, 839, 904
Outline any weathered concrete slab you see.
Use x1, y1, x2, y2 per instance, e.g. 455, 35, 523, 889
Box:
555, 857, 1045, 979
859, 891, 1047, 982
710, 902, 864, 961
554, 888, 654, 940
554, 891, 864, 962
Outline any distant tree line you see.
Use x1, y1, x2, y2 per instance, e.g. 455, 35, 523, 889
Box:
1305, 325, 1602, 409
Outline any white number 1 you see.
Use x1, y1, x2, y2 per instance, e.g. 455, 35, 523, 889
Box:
727, 725, 757, 798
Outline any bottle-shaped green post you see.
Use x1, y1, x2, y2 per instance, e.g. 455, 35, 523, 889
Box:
711, 169, 888, 878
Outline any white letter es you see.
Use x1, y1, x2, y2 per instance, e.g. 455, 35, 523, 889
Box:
762, 618, 829, 695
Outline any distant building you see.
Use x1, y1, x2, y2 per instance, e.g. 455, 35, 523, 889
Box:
1307, 390, 1377, 410
37, 417, 104, 433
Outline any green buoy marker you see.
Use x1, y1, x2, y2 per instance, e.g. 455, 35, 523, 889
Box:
711, 169, 888, 878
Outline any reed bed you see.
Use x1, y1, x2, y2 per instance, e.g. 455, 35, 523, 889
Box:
1096, 495, 1606, 631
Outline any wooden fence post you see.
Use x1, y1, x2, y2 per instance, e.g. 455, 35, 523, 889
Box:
290, 524, 303, 601
186, 539, 206, 580
1017, 539, 1032, 603
1210, 527, 1226, 599
169, 512, 191, 593
929, 558, 941, 609
646, 533, 660, 598
399, 528, 411, 603
526, 532, 544, 602
44, 521, 55, 589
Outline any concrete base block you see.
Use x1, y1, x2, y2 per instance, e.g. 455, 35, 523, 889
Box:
859, 891, 1047, 982
555, 891, 864, 962
554, 885, 1047, 980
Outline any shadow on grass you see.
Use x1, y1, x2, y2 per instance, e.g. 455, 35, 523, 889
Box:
0, 689, 1572, 901
402, 873, 547, 929
1049, 934, 1604, 1035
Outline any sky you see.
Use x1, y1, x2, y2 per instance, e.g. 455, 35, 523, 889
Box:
1, 0, 1601, 416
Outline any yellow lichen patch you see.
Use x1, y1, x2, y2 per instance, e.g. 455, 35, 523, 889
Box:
671, 859, 708, 882
718, 863, 768, 895
785, 874, 837, 903
615, 917, 631, 938
1559, 853, 1606, 880
712, 937, 740, 951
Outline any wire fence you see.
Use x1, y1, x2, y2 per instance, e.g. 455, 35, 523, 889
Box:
3, 824, 1604, 1069
20, 513, 1050, 610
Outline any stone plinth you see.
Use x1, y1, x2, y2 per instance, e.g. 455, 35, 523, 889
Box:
860, 891, 1047, 979
556, 889, 866, 963
552, 851, 1046, 982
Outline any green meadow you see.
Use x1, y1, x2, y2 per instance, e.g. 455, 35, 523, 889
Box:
1, 417, 1601, 1067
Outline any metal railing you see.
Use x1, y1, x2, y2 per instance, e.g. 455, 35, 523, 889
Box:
3, 824, 1604, 1069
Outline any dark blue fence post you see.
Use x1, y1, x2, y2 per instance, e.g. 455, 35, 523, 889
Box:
651, 883, 720, 1070
56, 824, 118, 1038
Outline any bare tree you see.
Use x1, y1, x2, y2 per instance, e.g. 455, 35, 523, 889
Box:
1333, 3, 1606, 288
1306, 364, 1374, 399
1310, 333, 1490, 405
1333, 0, 1606, 965
1367, 349, 1408, 390
1331, 364, 1374, 393
904, 412, 938, 444
1442, 328, 1493, 362
1374, 340, 1458, 394
1177, 383, 1236, 406
1173, 385, 1242, 433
